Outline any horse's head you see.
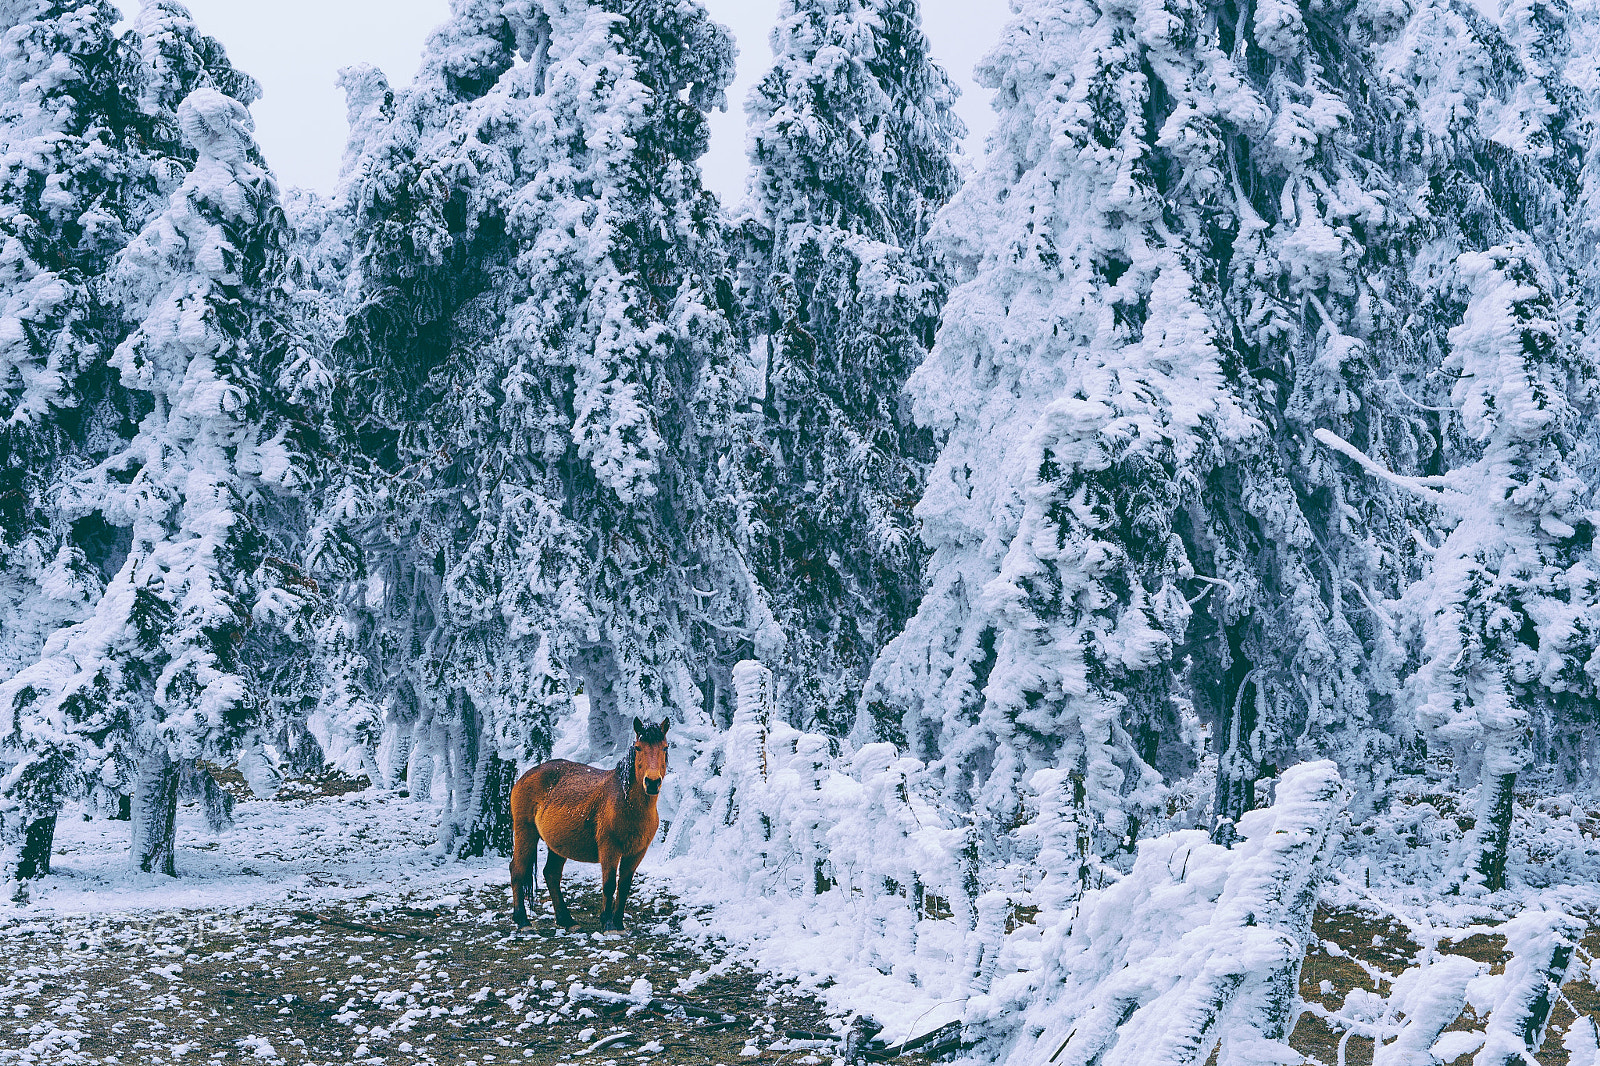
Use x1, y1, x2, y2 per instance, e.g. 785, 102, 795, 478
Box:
632, 716, 670, 795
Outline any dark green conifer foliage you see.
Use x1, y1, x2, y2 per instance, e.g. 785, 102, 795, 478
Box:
735, 0, 961, 736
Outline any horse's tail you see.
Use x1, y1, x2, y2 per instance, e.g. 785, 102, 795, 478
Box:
509, 776, 540, 927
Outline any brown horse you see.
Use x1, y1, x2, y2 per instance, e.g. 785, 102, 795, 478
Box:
509, 716, 670, 932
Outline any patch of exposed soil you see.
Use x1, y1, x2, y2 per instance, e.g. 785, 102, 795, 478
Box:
0, 877, 886, 1066
1291, 906, 1594, 1066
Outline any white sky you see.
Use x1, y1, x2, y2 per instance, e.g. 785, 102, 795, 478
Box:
110, 0, 1008, 207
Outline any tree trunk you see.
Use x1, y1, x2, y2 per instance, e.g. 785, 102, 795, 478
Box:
16, 814, 56, 880
457, 751, 517, 858
1212, 621, 1258, 845
410, 748, 434, 801
1472, 768, 1517, 892
276, 718, 325, 778
1477, 912, 1580, 1066
132, 748, 180, 876
179, 760, 235, 833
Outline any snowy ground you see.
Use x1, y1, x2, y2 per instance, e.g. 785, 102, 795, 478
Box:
6, 776, 1597, 1066
0, 779, 893, 1066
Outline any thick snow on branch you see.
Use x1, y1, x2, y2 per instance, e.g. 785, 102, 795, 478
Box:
994, 761, 1345, 1066
1470, 907, 1582, 1066
663, 683, 1354, 1055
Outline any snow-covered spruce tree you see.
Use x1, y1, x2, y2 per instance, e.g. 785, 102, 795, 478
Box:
1372, 243, 1600, 893
1190, 0, 1600, 858
733, 0, 960, 735
318, 0, 530, 836
333, 0, 747, 856
257, 65, 392, 781
0, 0, 144, 881
0, 0, 265, 881
868, 0, 1600, 875
0, 86, 319, 877
1278, 0, 1600, 887
863, 0, 1261, 872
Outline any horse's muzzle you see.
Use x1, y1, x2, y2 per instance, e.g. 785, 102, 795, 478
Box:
644, 777, 661, 795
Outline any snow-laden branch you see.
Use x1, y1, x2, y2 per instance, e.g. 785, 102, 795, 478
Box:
993, 762, 1346, 1066
1312, 429, 1453, 504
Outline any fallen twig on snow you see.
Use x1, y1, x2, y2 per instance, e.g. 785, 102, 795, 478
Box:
567, 982, 741, 1024
577, 1031, 633, 1055
864, 1020, 965, 1061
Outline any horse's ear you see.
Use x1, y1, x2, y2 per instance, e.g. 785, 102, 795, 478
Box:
659, 717, 670, 736
633, 716, 645, 737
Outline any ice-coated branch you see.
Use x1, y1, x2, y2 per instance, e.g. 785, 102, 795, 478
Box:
1312, 430, 1452, 504
1014, 761, 1346, 1066
1472, 909, 1581, 1066
1369, 954, 1480, 1066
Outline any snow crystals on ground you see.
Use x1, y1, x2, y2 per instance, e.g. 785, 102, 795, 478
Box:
0, 786, 888, 1066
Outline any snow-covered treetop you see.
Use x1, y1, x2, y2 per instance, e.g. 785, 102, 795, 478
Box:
746, 0, 961, 244
133, 1, 259, 121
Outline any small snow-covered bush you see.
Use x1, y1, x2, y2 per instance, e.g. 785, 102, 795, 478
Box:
666, 665, 1369, 1060
986, 760, 1345, 1066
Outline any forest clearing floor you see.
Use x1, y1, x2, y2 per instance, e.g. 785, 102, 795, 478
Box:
0, 774, 895, 1066
3, 774, 1596, 1066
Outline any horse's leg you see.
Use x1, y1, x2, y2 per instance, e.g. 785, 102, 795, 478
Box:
599, 845, 621, 932
612, 851, 644, 932
543, 850, 574, 928
510, 821, 539, 929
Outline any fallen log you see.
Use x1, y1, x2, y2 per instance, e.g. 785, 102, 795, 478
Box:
865, 1020, 965, 1061
577, 1031, 633, 1055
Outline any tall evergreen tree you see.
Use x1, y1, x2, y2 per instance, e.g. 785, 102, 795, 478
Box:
1389, 243, 1600, 892
865, 0, 1259, 868
331, 0, 746, 856
0, 0, 270, 882
735, 0, 961, 736
867, 0, 1600, 888
0, 0, 144, 882
1178, 0, 1600, 855
0, 79, 316, 877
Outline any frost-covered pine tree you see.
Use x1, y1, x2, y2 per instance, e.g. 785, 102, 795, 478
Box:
865, 0, 1260, 870
1263, 0, 1600, 887
332, 0, 747, 856
0, 0, 143, 882
0, 0, 271, 881
317, 0, 530, 838
1, 84, 318, 878
867, 0, 1600, 886
733, 0, 961, 735
1389, 244, 1600, 892
1180, 0, 1600, 855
